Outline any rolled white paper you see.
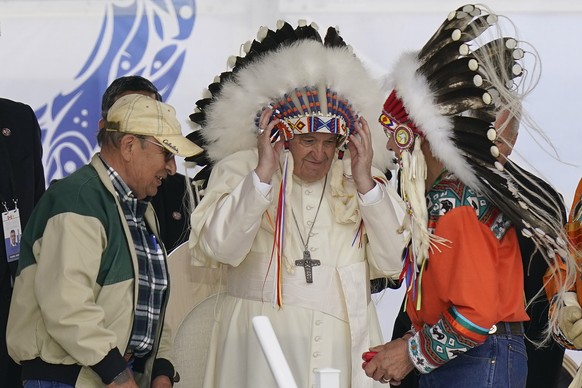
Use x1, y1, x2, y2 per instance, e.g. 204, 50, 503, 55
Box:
252, 316, 298, 388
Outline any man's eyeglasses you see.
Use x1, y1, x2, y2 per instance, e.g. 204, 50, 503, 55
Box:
141, 137, 175, 162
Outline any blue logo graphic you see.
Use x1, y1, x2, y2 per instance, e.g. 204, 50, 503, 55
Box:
36, 0, 196, 183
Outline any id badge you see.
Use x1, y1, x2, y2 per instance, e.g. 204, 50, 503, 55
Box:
2, 208, 22, 263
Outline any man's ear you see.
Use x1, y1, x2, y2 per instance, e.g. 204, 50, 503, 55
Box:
119, 134, 136, 161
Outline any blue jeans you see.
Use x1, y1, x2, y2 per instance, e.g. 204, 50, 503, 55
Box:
419, 334, 528, 388
23, 381, 75, 388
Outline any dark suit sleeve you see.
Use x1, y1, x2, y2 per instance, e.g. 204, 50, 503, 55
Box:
28, 104, 46, 205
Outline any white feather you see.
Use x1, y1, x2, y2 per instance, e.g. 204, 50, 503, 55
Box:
201, 39, 393, 171
390, 51, 481, 189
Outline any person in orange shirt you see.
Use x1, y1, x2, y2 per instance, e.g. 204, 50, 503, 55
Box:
361, 4, 575, 387
553, 179, 582, 387
385, 106, 569, 388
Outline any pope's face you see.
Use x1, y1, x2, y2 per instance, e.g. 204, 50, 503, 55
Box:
288, 132, 338, 182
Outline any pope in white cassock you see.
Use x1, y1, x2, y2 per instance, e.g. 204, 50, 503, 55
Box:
188, 21, 407, 388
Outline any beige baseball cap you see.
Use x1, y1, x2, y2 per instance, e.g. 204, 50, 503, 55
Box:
104, 94, 203, 157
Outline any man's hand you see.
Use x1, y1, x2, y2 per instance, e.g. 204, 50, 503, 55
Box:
105, 369, 138, 388
151, 375, 173, 388
255, 107, 283, 183
346, 116, 375, 194
361, 337, 415, 384
560, 305, 582, 348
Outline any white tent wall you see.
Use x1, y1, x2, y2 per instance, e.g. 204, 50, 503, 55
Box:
1, 0, 581, 366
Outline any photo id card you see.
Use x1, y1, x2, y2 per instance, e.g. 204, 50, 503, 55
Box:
2, 208, 22, 263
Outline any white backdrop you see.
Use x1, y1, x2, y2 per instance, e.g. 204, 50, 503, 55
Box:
0, 0, 580, 204
1, 0, 581, 365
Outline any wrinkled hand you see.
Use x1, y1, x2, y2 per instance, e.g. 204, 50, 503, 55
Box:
255, 107, 283, 183
346, 116, 375, 194
104, 369, 138, 388
559, 305, 582, 348
151, 375, 173, 388
361, 337, 415, 385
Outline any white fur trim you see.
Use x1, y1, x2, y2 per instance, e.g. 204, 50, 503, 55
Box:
201, 39, 393, 171
391, 51, 480, 189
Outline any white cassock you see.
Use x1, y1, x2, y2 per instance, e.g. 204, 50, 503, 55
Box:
190, 149, 407, 388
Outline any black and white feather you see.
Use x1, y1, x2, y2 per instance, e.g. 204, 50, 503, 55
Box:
381, 3, 574, 339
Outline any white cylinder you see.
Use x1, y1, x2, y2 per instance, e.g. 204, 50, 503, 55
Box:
315, 368, 341, 388
252, 316, 298, 388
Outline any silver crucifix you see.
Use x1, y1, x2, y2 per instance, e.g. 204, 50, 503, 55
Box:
295, 250, 320, 283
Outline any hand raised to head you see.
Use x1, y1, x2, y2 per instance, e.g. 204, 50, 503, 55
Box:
347, 116, 375, 194
255, 107, 283, 183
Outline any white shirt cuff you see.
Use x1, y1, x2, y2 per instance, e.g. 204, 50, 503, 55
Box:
252, 170, 272, 197
358, 183, 381, 204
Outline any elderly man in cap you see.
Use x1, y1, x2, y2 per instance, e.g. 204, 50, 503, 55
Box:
7, 94, 201, 388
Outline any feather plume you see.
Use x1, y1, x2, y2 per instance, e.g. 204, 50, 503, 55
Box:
380, 4, 576, 340
190, 22, 392, 171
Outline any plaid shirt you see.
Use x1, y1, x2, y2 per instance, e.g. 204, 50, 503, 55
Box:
102, 157, 168, 357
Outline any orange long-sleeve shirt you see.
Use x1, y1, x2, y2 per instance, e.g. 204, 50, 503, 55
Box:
405, 174, 528, 373
407, 206, 528, 332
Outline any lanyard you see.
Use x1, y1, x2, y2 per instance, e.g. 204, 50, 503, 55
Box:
0, 136, 18, 208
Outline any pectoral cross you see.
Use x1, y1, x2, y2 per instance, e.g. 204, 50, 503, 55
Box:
295, 250, 320, 283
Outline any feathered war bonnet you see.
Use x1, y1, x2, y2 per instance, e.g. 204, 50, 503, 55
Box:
380, 4, 574, 321
188, 20, 389, 308
187, 19, 392, 172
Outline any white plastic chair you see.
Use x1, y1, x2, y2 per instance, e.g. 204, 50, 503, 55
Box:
165, 242, 225, 386
172, 294, 221, 387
